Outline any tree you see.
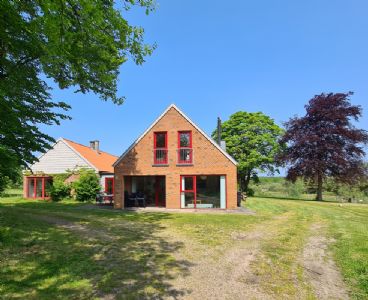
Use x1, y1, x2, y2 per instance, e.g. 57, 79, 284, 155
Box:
279, 92, 368, 201
0, 1, 155, 184
213, 112, 284, 193
73, 169, 100, 202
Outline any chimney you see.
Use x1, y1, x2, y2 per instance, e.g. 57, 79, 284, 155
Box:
217, 117, 222, 146
89, 140, 100, 152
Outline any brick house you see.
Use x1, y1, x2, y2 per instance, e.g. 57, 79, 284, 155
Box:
24, 138, 117, 199
113, 104, 238, 209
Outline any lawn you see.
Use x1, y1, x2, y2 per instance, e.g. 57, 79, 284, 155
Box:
0, 194, 367, 299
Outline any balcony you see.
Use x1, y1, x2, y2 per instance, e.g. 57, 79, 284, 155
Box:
153, 149, 168, 165
177, 148, 193, 165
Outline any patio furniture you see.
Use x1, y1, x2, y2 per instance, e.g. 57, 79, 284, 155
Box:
96, 192, 105, 204
127, 192, 146, 207
96, 192, 114, 205
104, 194, 114, 205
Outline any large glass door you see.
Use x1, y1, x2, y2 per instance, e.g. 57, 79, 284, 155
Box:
180, 176, 196, 208
180, 175, 226, 209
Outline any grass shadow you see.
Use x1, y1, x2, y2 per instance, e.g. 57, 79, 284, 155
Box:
0, 201, 193, 299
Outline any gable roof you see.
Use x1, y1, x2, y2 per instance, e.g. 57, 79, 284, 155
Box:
62, 138, 118, 173
113, 104, 238, 167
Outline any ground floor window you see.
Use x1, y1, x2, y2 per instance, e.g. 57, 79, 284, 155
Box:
105, 177, 114, 195
180, 175, 226, 209
125, 176, 166, 207
26, 176, 52, 199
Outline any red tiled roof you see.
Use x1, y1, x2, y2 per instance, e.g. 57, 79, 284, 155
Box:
63, 138, 118, 173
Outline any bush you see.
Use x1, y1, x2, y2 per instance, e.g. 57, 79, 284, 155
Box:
50, 181, 71, 202
73, 169, 100, 202
284, 179, 305, 198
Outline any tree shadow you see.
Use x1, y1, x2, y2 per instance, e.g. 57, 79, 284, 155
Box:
251, 195, 340, 203
0, 202, 194, 299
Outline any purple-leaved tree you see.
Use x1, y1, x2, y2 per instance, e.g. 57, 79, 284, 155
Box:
279, 92, 368, 201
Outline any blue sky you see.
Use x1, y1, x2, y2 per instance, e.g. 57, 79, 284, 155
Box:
42, 0, 368, 158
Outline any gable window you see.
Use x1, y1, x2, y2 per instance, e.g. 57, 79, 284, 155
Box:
154, 132, 168, 164
178, 131, 192, 164
105, 177, 114, 195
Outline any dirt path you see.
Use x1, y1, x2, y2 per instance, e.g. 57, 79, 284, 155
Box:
302, 224, 350, 300
164, 214, 294, 299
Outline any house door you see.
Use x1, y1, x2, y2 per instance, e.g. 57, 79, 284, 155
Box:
155, 176, 166, 207
180, 175, 196, 208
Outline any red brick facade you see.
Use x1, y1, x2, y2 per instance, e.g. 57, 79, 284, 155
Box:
114, 105, 238, 209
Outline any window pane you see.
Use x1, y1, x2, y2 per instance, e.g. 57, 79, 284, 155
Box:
196, 175, 220, 208
44, 179, 52, 197
180, 132, 190, 147
182, 192, 195, 208
155, 149, 167, 164
183, 176, 193, 191
179, 148, 192, 163
28, 178, 35, 198
36, 178, 43, 197
155, 133, 166, 148
106, 179, 113, 194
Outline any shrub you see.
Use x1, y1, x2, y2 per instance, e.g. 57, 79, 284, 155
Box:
73, 169, 100, 202
50, 181, 71, 202
284, 180, 305, 198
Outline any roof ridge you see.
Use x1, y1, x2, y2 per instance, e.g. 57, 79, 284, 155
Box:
62, 138, 118, 157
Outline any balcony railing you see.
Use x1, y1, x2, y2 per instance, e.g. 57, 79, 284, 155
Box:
177, 148, 193, 164
154, 149, 168, 165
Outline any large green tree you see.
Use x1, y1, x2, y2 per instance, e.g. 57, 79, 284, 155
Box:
213, 112, 284, 193
0, 0, 155, 189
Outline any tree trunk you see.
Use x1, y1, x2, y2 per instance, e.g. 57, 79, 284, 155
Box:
244, 171, 252, 195
316, 173, 323, 201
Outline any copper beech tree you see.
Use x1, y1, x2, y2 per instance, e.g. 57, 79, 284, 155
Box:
279, 92, 368, 201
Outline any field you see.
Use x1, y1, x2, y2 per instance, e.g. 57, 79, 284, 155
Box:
250, 177, 368, 203
0, 192, 367, 299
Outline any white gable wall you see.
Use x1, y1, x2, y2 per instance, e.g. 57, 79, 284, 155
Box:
30, 140, 93, 174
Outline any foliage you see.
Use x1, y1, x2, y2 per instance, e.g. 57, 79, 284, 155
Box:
213, 111, 284, 193
49, 180, 71, 202
279, 92, 368, 201
0, 146, 21, 193
250, 177, 307, 200
51, 171, 75, 183
250, 176, 368, 203
73, 169, 100, 202
0, 0, 155, 185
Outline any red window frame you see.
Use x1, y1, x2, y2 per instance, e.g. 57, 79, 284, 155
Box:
25, 176, 52, 200
154, 131, 168, 164
180, 175, 196, 208
105, 177, 114, 195
178, 131, 192, 164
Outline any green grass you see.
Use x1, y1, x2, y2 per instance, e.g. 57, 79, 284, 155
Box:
0, 191, 367, 299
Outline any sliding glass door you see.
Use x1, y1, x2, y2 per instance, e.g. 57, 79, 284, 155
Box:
180, 175, 226, 209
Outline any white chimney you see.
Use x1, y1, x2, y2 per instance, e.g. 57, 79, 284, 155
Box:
220, 140, 226, 151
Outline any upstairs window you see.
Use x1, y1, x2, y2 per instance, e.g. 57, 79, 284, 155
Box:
154, 132, 168, 164
178, 131, 192, 164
